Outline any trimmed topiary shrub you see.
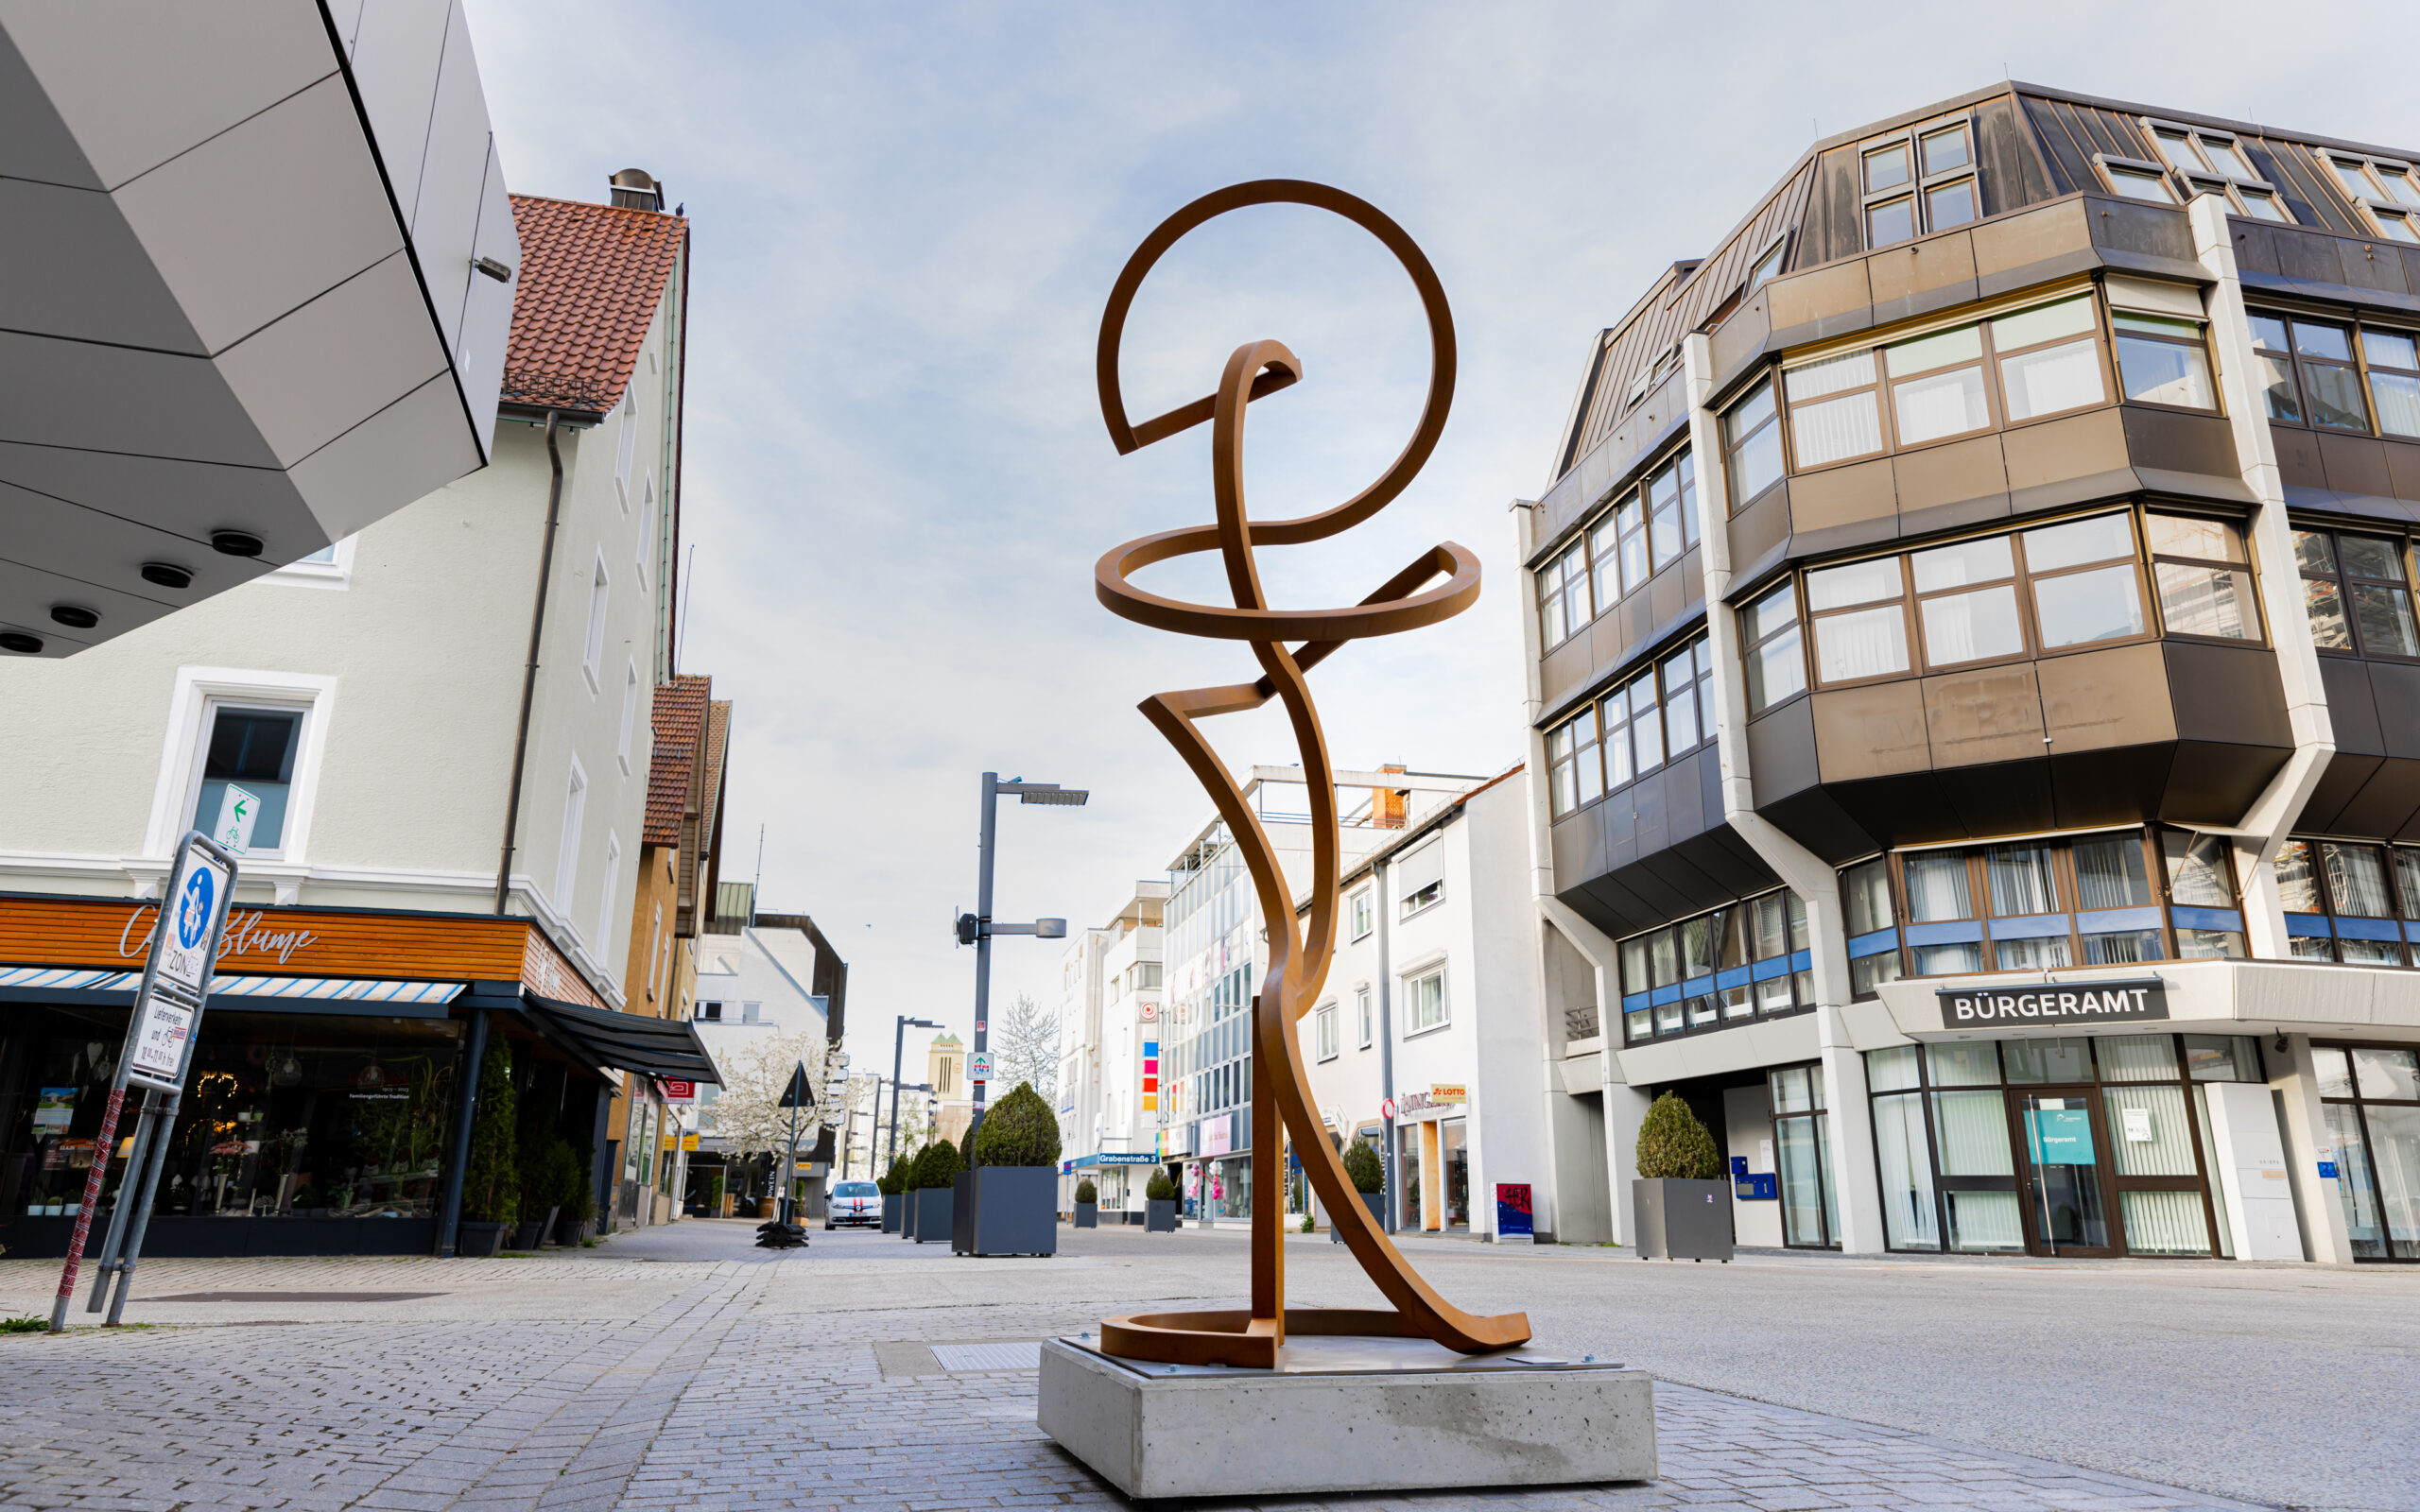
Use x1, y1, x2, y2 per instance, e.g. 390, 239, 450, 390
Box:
970, 1082, 1061, 1168
1146, 1170, 1177, 1203
1341, 1139, 1385, 1194
1074, 1177, 1097, 1205
1635, 1091, 1722, 1179
876, 1160, 907, 1196
460, 1040, 519, 1224
910, 1135, 962, 1192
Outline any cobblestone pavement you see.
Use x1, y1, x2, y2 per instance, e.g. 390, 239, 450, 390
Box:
0, 1220, 2408, 1512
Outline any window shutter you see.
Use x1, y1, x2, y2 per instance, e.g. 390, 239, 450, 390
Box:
1396, 837, 1445, 901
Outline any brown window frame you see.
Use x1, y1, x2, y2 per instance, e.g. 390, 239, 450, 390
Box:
1538, 442, 1697, 652
2274, 836, 2418, 967
2142, 119, 2295, 224
2292, 525, 2420, 662
2254, 310, 2420, 438
1740, 578, 1808, 715
2143, 511, 2266, 647
2094, 153, 2181, 205
1782, 289, 2116, 476
2108, 308, 2221, 417
1802, 508, 2153, 691
2322, 152, 2420, 244
1859, 117, 1978, 251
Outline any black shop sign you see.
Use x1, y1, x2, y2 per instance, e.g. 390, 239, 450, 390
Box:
1935, 978, 2169, 1029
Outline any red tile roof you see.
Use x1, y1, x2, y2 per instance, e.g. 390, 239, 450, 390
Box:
502, 195, 684, 415
645, 674, 712, 847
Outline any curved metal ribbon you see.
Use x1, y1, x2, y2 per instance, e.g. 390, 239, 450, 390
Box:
1094, 180, 1530, 1366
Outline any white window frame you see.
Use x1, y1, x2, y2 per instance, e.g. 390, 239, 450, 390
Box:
582, 551, 610, 693
555, 756, 588, 923
1349, 889, 1374, 941
636, 481, 656, 592
614, 391, 640, 505
1402, 963, 1449, 1036
617, 661, 641, 773
1314, 1003, 1339, 1061
144, 667, 338, 872
741, 1000, 762, 1024
596, 832, 622, 966
264, 535, 355, 591
1357, 986, 1373, 1048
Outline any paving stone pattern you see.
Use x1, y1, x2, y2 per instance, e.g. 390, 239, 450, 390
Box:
0, 1233, 2309, 1512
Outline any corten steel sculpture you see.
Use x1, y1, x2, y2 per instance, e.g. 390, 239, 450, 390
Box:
1092, 180, 1530, 1367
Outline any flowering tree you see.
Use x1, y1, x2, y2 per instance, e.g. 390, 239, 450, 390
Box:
992, 992, 1059, 1105
704, 1029, 838, 1160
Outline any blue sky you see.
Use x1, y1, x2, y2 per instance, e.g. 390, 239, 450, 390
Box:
467, 1, 2420, 1076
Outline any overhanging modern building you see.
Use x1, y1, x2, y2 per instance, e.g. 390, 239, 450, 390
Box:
1520, 82, 2420, 1265
3, 3, 515, 656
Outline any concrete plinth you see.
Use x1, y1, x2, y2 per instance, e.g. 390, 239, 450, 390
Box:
1038, 1335, 1655, 1499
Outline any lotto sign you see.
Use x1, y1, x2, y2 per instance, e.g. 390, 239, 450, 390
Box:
157, 849, 232, 992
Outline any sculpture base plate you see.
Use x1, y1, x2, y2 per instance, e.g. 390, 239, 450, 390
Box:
1037, 1335, 1656, 1499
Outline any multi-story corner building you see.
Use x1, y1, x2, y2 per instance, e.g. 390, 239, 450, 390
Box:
1298, 767, 1553, 1241
0, 170, 709, 1259
1157, 766, 1483, 1224
1519, 82, 2420, 1265
1052, 882, 1166, 1217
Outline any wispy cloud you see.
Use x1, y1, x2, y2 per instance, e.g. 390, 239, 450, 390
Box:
466, 0, 2420, 1069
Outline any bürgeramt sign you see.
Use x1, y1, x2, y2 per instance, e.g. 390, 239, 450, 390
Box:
1936, 978, 2169, 1028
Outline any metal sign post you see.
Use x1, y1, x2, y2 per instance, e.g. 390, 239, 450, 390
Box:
50, 831, 237, 1332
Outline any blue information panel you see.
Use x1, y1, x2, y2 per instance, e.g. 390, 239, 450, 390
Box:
1495, 1182, 1533, 1238
2026, 1107, 2097, 1166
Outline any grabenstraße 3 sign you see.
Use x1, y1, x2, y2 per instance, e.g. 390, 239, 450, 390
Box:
1935, 977, 2169, 1029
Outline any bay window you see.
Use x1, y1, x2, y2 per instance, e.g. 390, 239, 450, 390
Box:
1619, 887, 1812, 1044
1723, 380, 1783, 510
2361, 329, 2420, 438
2147, 514, 2258, 643
1740, 582, 1806, 713
2112, 311, 2216, 409
2296, 528, 2419, 660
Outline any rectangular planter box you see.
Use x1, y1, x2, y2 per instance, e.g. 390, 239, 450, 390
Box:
458, 1220, 507, 1257
882, 1194, 903, 1233
1145, 1198, 1179, 1232
950, 1166, 1058, 1256
913, 1187, 954, 1245
554, 1212, 595, 1247
1330, 1190, 1385, 1244
1073, 1202, 1098, 1228
903, 1193, 919, 1240
1631, 1177, 1733, 1261
514, 1208, 558, 1251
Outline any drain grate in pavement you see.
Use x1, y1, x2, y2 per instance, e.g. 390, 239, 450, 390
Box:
930, 1340, 1041, 1372
147, 1291, 446, 1303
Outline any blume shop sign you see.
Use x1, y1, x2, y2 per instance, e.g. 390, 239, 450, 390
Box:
119, 904, 319, 968
1935, 978, 2169, 1028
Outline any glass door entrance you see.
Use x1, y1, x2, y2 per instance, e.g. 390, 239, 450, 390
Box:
2016, 1090, 2120, 1256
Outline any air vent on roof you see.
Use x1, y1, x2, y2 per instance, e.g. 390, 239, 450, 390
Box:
609, 168, 665, 211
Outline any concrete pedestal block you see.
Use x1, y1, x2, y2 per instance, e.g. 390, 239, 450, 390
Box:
1038, 1336, 1655, 1498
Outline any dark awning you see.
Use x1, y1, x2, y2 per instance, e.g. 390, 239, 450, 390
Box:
519, 994, 721, 1085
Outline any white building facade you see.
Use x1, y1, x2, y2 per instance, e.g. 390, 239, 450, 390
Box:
1054, 883, 1165, 1216
1301, 768, 1557, 1240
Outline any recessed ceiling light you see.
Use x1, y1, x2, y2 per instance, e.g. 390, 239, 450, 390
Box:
141, 562, 194, 589
48, 605, 98, 629
210, 530, 264, 558
0, 630, 43, 655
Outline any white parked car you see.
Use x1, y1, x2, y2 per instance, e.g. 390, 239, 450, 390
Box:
826, 1179, 882, 1229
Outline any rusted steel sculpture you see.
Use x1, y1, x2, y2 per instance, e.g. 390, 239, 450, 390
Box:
1093, 180, 1531, 1367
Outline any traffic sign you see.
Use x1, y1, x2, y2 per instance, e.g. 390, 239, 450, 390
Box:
1380, 1097, 1396, 1123
970, 1051, 993, 1084
156, 848, 231, 994
126, 988, 198, 1089
211, 783, 261, 855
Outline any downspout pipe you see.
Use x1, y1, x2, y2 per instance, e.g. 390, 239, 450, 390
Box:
495, 411, 568, 916
1374, 856, 1396, 1234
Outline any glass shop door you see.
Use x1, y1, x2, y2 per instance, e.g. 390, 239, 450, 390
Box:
2014, 1090, 2121, 1257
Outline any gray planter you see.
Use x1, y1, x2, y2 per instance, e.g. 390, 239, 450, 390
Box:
913, 1187, 954, 1245
1073, 1202, 1098, 1228
1631, 1177, 1733, 1262
458, 1220, 507, 1257
902, 1192, 920, 1240
512, 1207, 559, 1251
881, 1193, 903, 1233
1331, 1189, 1385, 1244
553, 1211, 595, 1247
1145, 1198, 1179, 1233
952, 1166, 1058, 1256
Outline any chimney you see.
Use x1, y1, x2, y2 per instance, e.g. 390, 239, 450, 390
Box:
1374, 764, 1408, 830
608, 168, 665, 211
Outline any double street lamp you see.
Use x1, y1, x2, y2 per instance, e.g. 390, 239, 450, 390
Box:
886, 1016, 942, 1172
955, 773, 1086, 1143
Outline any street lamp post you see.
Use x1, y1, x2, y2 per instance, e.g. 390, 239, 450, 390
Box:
887, 1016, 942, 1173
955, 772, 1086, 1146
